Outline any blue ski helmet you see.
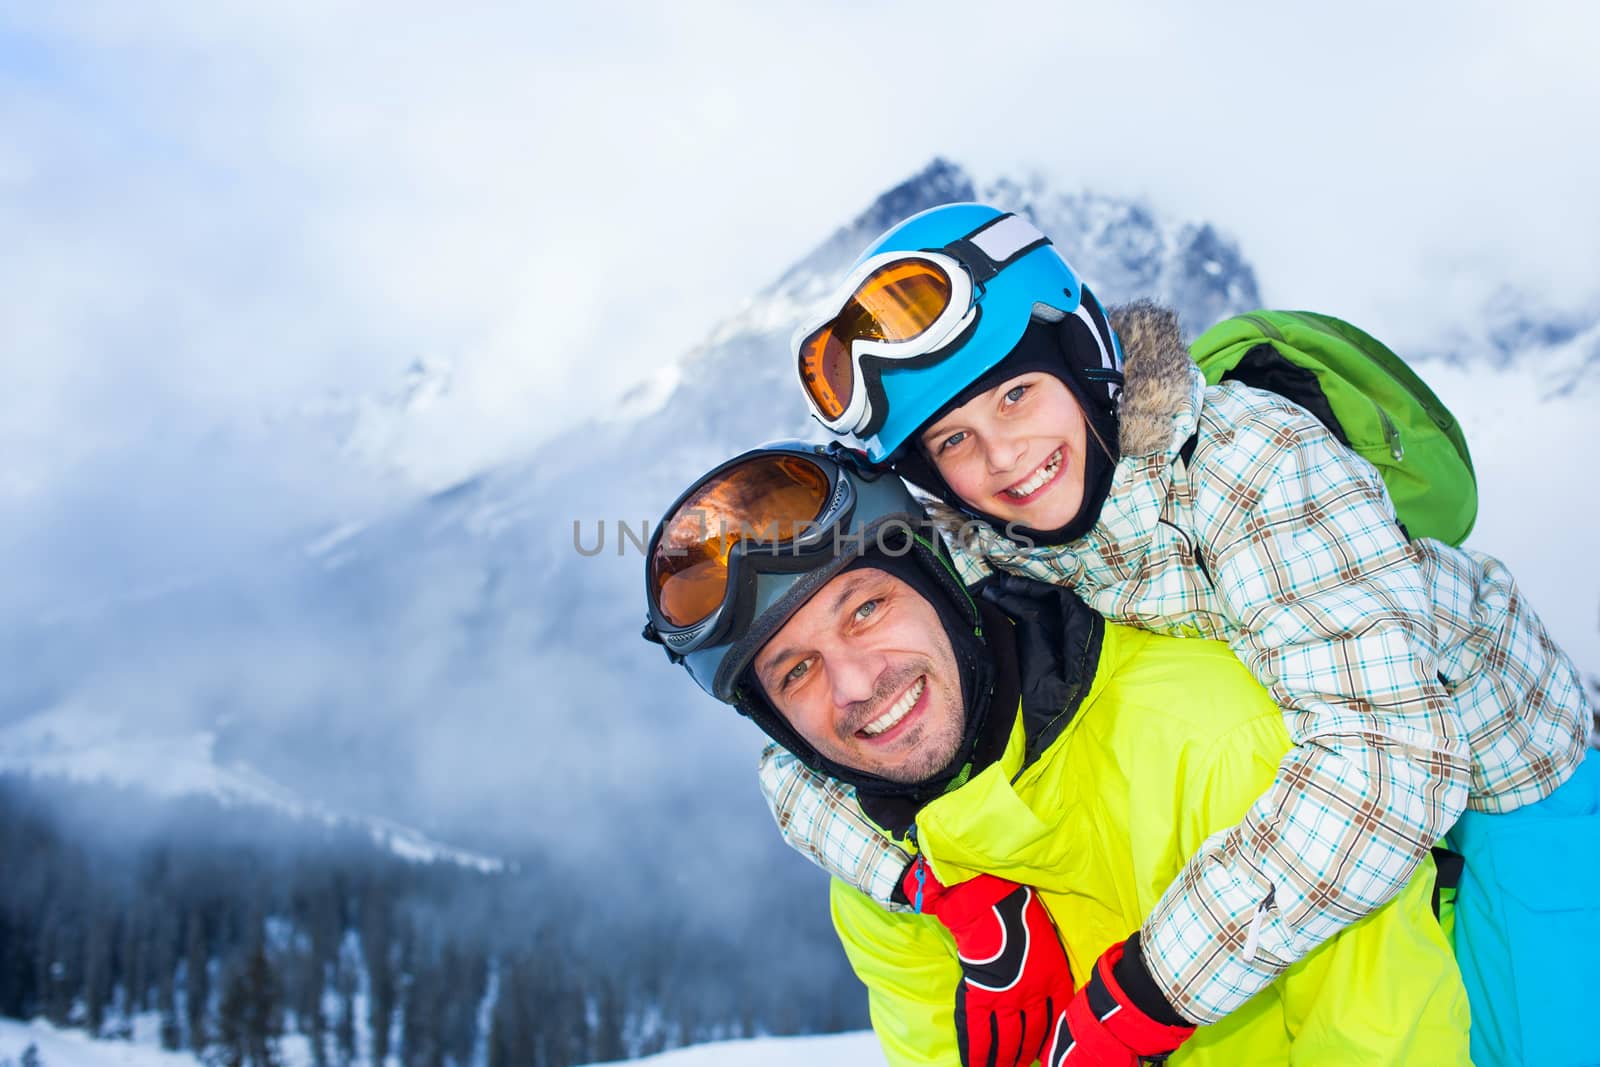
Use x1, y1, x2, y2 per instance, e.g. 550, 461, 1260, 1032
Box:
806, 203, 1122, 463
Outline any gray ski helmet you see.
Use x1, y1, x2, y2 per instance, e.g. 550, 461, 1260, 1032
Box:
642, 441, 971, 705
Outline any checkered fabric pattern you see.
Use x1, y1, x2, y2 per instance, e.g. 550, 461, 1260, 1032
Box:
757, 366, 1589, 1024
757, 743, 915, 912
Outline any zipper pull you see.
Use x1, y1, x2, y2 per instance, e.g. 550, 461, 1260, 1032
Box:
906, 826, 927, 914
1242, 885, 1277, 962
1379, 408, 1404, 461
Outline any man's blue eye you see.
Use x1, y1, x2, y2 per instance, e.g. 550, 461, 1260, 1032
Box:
856, 599, 880, 621
783, 660, 810, 687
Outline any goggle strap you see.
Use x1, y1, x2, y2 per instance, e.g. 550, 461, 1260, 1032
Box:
641, 620, 688, 666
941, 213, 1049, 285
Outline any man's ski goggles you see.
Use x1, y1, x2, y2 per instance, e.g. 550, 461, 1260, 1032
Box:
794, 213, 1049, 438
647, 447, 843, 633
642, 443, 928, 697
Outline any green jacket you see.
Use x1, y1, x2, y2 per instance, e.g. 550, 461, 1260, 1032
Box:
831, 617, 1470, 1066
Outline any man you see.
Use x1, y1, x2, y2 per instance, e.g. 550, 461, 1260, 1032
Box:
644, 442, 1470, 1066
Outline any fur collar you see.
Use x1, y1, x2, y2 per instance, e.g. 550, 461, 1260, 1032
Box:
1109, 300, 1196, 458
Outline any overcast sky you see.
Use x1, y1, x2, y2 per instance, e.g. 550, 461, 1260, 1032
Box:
4, 2, 1598, 571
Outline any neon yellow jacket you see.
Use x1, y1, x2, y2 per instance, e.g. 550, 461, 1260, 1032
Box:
831, 622, 1471, 1066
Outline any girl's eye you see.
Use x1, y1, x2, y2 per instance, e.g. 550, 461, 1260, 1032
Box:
1003, 384, 1029, 405
936, 431, 966, 455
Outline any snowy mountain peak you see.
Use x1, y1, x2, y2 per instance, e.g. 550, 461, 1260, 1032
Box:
771, 157, 978, 300
758, 158, 1260, 355
0, 705, 506, 874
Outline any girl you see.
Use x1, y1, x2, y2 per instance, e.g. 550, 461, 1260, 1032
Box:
768, 202, 1594, 1065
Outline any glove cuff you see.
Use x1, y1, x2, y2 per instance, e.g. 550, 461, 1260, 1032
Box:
1089, 938, 1196, 1056
1111, 931, 1193, 1028
900, 857, 1019, 920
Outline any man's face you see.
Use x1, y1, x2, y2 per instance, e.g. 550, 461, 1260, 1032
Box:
752, 566, 966, 782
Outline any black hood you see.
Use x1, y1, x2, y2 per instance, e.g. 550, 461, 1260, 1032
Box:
732, 539, 999, 805
895, 315, 1123, 548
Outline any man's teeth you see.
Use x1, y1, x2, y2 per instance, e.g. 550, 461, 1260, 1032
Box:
1005, 450, 1062, 499
861, 677, 925, 737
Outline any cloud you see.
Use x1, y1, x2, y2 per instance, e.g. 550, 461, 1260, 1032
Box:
4, 2, 1596, 884
3, 0, 1597, 608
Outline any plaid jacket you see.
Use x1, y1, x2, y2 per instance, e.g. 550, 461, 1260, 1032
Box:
758, 302, 1589, 1024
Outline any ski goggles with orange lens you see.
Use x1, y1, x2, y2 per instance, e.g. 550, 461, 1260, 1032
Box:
794, 213, 1049, 437
642, 442, 928, 700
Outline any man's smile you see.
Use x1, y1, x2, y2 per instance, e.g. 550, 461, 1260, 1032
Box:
857, 675, 927, 740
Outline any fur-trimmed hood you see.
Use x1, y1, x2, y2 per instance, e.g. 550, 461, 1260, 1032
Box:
1109, 300, 1199, 458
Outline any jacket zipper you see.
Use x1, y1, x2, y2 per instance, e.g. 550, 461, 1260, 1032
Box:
1158, 518, 1210, 587
1241, 313, 1284, 342
1241, 884, 1276, 962
1376, 404, 1404, 460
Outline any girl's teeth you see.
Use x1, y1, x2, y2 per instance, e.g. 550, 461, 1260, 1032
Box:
1006, 450, 1062, 498
862, 677, 925, 737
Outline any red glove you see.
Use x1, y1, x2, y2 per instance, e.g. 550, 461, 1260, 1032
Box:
1044, 937, 1196, 1066
902, 858, 1075, 1067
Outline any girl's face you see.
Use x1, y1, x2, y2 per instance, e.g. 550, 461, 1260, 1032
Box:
917, 372, 1090, 533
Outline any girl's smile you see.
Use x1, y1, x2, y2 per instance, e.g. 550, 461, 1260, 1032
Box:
919, 372, 1092, 532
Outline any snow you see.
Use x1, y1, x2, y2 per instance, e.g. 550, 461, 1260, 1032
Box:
607, 362, 684, 424
1419, 331, 1600, 673
578, 1031, 886, 1067
360, 814, 509, 874
0, 1017, 338, 1067
0, 1017, 886, 1067
0, 712, 300, 814
0, 710, 506, 875
0, 1018, 197, 1066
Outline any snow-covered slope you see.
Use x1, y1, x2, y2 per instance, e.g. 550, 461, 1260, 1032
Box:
0, 1018, 199, 1067
0, 1019, 887, 1067
0, 705, 505, 873
581, 1030, 886, 1067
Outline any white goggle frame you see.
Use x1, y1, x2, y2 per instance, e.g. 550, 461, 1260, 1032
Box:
794, 213, 1047, 436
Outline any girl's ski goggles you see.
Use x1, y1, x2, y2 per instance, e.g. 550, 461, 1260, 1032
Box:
642, 442, 926, 699
794, 213, 1049, 438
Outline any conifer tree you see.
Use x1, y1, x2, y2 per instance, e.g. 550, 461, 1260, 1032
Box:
592, 979, 626, 1064
119, 903, 147, 1018
362, 888, 395, 1066
186, 912, 211, 1052
157, 912, 182, 1051
334, 944, 357, 1067
83, 912, 111, 1037
213, 930, 283, 1067
37, 910, 74, 1027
